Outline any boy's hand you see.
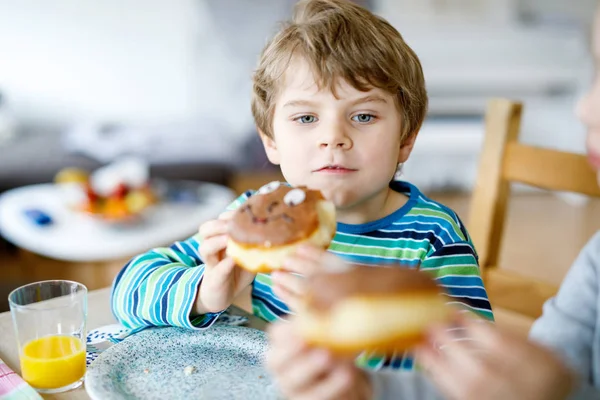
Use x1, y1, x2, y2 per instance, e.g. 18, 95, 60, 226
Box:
195, 211, 256, 314
272, 245, 350, 312
267, 321, 372, 400
416, 316, 576, 400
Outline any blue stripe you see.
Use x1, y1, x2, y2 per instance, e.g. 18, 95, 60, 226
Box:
253, 281, 289, 312
444, 286, 488, 298
436, 275, 485, 286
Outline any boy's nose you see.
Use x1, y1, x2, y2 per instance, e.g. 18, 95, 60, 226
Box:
319, 127, 353, 150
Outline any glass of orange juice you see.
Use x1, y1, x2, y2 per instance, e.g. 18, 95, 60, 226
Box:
8, 280, 87, 394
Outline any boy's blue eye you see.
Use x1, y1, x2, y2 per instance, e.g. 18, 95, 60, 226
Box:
352, 114, 374, 123
296, 115, 317, 124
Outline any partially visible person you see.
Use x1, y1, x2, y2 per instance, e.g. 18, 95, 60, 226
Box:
267, 4, 600, 400
415, 5, 600, 399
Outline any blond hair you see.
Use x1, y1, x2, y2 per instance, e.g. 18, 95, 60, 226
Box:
251, 0, 428, 141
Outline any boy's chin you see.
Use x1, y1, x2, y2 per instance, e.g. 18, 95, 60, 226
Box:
321, 193, 350, 209
316, 187, 355, 208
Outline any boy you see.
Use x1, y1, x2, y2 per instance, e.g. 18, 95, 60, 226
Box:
111, 0, 493, 373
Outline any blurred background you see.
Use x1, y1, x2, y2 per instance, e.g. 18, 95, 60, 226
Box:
0, 0, 596, 190
0, 0, 599, 315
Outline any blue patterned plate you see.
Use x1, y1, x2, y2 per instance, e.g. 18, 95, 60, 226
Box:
85, 325, 281, 400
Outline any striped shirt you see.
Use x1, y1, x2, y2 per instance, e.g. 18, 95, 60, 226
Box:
111, 181, 493, 370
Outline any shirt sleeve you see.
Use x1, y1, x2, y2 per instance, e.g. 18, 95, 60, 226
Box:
110, 191, 254, 331
529, 232, 600, 394
420, 241, 494, 321
368, 369, 445, 400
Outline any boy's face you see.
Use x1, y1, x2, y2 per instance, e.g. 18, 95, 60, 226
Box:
578, 10, 600, 183
262, 58, 415, 209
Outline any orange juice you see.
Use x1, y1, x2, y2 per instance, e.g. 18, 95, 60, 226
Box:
20, 335, 86, 389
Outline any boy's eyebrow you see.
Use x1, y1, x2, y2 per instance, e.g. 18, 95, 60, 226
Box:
350, 94, 388, 106
283, 99, 317, 108
282, 95, 388, 109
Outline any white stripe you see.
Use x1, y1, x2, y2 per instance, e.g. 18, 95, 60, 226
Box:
417, 195, 444, 210
434, 274, 483, 279
426, 251, 476, 261
432, 242, 471, 248
445, 294, 490, 301
330, 242, 428, 253
445, 302, 492, 314
391, 220, 460, 242
379, 228, 447, 246
437, 284, 486, 290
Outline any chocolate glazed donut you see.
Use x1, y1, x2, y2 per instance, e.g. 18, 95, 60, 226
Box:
226, 182, 336, 273
230, 183, 323, 247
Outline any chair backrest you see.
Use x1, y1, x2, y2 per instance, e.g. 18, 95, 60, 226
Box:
468, 98, 600, 274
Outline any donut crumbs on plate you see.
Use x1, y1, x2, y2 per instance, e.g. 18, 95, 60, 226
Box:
184, 366, 196, 376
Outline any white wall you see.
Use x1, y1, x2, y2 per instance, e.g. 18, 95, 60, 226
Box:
0, 0, 292, 139
0, 0, 205, 124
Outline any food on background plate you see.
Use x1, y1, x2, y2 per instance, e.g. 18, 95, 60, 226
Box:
54, 157, 156, 222
226, 182, 336, 273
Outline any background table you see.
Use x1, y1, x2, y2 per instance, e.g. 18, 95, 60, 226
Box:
0, 180, 235, 262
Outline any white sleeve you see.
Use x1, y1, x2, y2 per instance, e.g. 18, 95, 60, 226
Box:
368, 370, 446, 400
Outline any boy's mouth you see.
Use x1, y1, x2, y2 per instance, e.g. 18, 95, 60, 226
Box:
314, 165, 358, 173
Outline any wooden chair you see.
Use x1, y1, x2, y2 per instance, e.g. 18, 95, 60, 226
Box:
468, 98, 600, 319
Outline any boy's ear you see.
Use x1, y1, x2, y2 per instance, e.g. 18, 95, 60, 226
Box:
259, 129, 281, 165
397, 132, 418, 163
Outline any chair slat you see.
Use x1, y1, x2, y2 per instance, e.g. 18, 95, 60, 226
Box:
503, 143, 600, 198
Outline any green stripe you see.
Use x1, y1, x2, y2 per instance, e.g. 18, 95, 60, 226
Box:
333, 235, 430, 250
252, 300, 279, 322
330, 242, 427, 259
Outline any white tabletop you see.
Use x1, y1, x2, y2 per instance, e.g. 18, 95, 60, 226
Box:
0, 181, 235, 262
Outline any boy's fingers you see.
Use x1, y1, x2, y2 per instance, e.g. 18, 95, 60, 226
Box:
293, 247, 353, 273
460, 317, 513, 353
267, 321, 295, 342
321, 252, 353, 273
198, 219, 229, 240
207, 257, 236, 285
272, 272, 306, 296
297, 364, 353, 400
199, 235, 228, 266
295, 244, 325, 261
283, 255, 320, 275
266, 331, 307, 373
433, 327, 482, 371
272, 284, 302, 312
416, 344, 464, 400
218, 210, 235, 221
277, 349, 333, 395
